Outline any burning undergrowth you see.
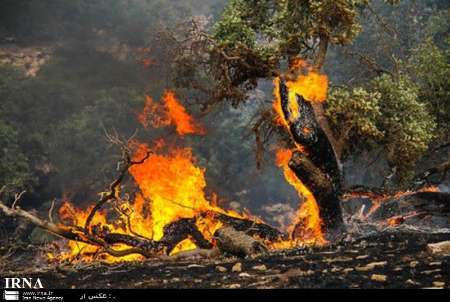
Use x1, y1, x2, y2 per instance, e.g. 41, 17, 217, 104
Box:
40, 59, 335, 263
2, 57, 448, 269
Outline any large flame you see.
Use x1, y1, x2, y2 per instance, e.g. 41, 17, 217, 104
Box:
128, 143, 218, 242
270, 59, 328, 247
49, 59, 332, 263
51, 137, 259, 262
286, 59, 328, 103
273, 59, 328, 127
50, 89, 264, 263
271, 148, 327, 247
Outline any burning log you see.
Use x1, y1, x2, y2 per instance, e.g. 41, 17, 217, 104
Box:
159, 218, 213, 253
209, 211, 286, 241
278, 79, 344, 238
214, 225, 268, 257
98, 218, 213, 255
0, 193, 278, 260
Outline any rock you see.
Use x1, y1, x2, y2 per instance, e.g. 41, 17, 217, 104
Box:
342, 268, 354, 273
427, 241, 450, 256
239, 273, 251, 278
371, 274, 387, 282
359, 240, 368, 249
405, 279, 420, 286
232, 262, 242, 273
429, 261, 442, 266
432, 281, 445, 288
229, 284, 241, 289
355, 261, 387, 272
216, 266, 228, 273
323, 256, 353, 263
331, 267, 342, 273
252, 264, 267, 271
356, 255, 369, 260
409, 261, 419, 268
422, 269, 441, 275
187, 264, 204, 269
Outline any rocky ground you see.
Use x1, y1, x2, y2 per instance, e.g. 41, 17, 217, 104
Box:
1, 231, 448, 289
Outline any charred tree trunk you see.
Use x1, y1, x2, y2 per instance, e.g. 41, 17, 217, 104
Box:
279, 79, 344, 239
288, 151, 344, 239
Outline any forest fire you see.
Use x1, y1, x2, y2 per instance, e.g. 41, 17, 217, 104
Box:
47, 67, 333, 263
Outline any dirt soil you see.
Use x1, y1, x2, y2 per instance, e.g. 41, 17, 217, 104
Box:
1, 231, 449, 289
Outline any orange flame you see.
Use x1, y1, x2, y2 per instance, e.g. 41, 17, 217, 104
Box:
49, 59, 331, 263
138, 91, 205, 136
270, 59, 328, 248
342, 185, 440, 220
272, 60, 328, 127
51, 140, 261, 262
271, 148, 327, 248
162, 91, 206, 136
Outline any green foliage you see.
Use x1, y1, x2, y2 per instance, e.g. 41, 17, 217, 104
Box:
213, 0, 257, 48
0, 121, 33, 189
0, 67, 35, 190
214, 0, 367, 54
327, 74, 437, 181
0, 47, 145, 200
372, 74, 436, 181
405, 38, 450, 137
327, 86, 383, 142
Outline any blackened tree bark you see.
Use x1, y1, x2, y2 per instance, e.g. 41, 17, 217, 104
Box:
279, 79, 344, 239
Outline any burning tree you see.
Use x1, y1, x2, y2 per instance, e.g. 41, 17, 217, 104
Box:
163, 0, 443, 236
165, 0, 371, 237
0, 0, 446, 265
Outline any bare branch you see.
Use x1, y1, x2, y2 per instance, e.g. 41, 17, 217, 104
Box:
84, 130, 151, 234
11, 191, 26, 209
48, 199, 56, 224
